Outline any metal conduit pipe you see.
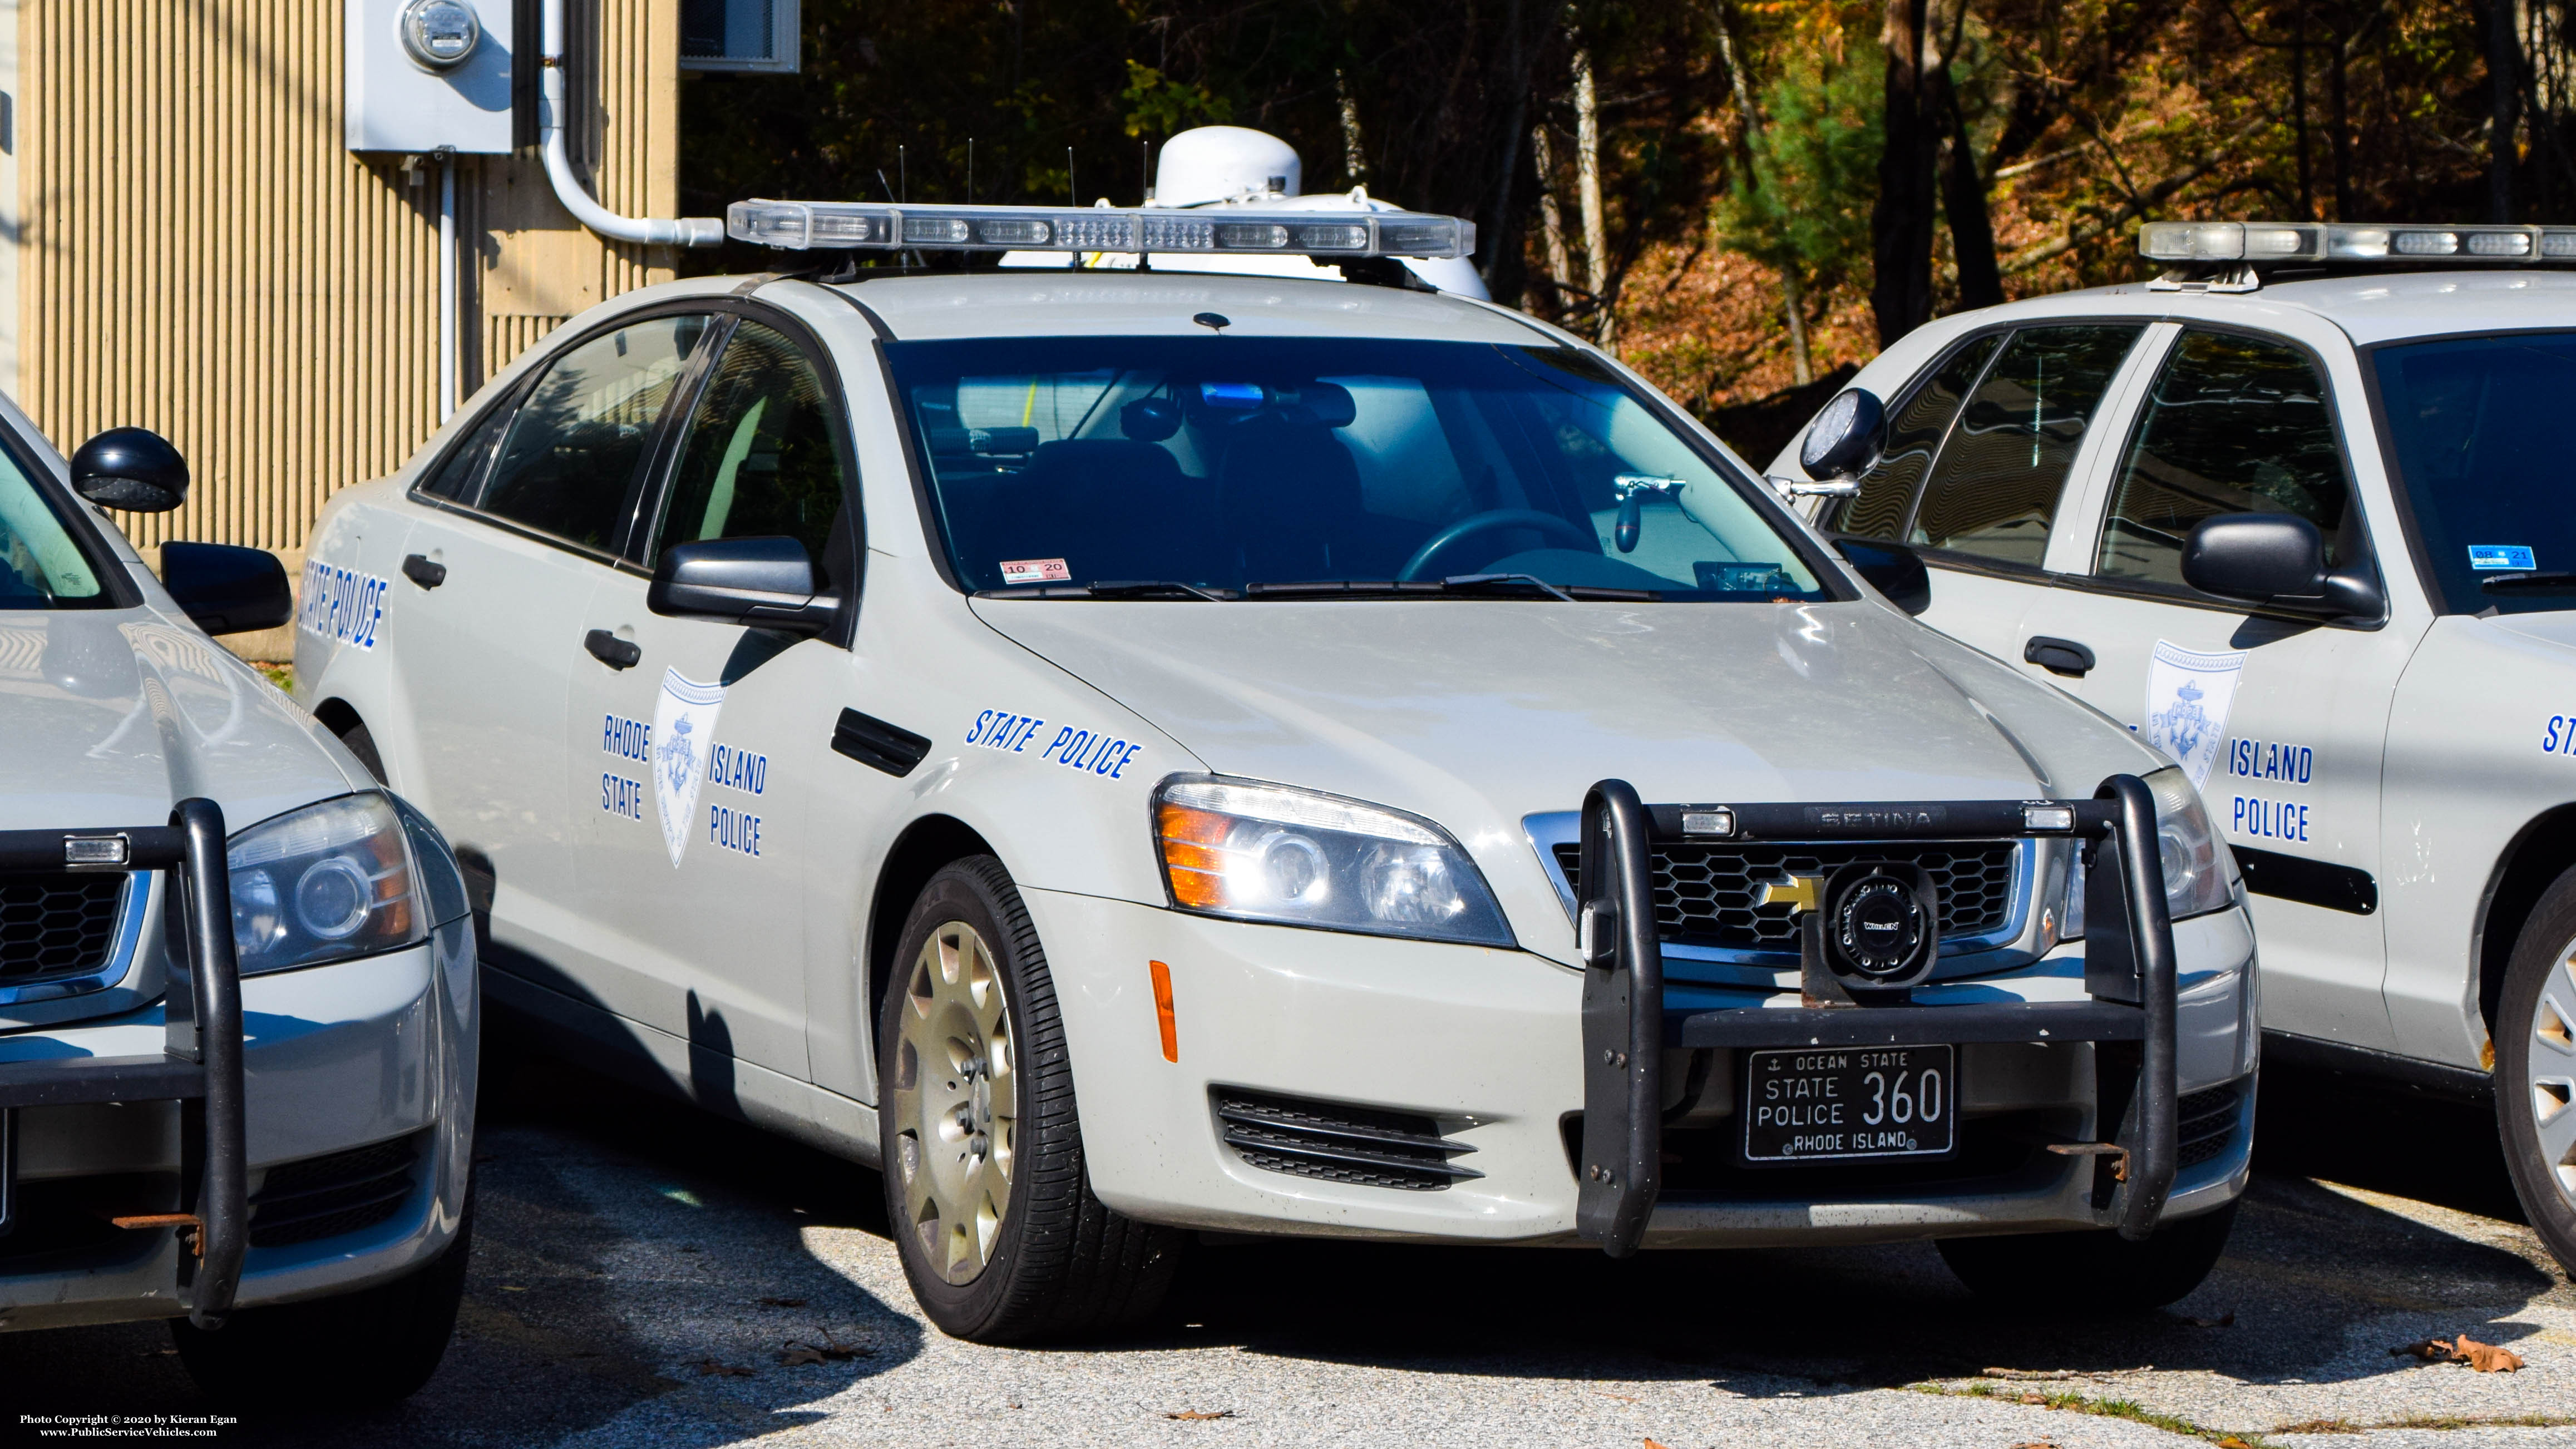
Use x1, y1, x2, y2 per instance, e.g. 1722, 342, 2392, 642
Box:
539, 0, 723, 247
438, 155, 457, 421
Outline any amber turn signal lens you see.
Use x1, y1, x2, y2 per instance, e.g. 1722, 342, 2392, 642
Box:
1148, 960, 1178, 1063
1156, 803, 1232, 908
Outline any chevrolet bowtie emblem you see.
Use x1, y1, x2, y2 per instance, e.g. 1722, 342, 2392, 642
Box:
1756, 874, 1824, 913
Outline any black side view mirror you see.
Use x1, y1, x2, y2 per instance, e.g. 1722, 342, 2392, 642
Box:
648, 536, 840, 635
1834, 537, 1931, 616
71, 428, 189, 512
2180, 513, 2383, 619
161, 542, 292, 635
1799, 388, 1887, 480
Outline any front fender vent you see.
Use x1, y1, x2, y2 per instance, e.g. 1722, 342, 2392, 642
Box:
1212, 1087, 1480, 1192
248, 1131, 425, 1248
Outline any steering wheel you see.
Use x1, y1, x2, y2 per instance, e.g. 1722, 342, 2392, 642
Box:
1399, 509, 1596, 581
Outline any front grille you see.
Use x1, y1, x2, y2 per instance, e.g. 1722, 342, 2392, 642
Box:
2176, 1082, 2243, 1169
1212, 1087, 1481, 1192
1551, 840, 2019, 950
248, 1133, 423, 1248
0, 871, 127, 985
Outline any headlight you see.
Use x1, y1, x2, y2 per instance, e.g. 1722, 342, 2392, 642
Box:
2062, 767, 2237, 934
1152, 777, 1514, 946
229, 793, 427, 973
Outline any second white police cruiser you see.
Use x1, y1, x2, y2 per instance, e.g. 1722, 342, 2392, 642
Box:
297, 195, 2258, 1340
1770, 220, 2576, 1274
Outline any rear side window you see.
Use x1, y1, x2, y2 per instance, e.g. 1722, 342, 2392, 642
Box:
650, 322, 851, 580
1835, 334, 1998, 541
1908, 324, 2143, 568
418, 397, 512, 502
2098, 330, 2347, 587
478, 315, 712, 551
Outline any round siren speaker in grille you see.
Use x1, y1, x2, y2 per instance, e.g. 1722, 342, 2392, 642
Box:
1823, 861, 1939, 989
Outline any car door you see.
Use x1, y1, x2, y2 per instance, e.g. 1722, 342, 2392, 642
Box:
1827, 322, 2154, 667
391, 312, 710, 983
2010, 321, 2425, 1052
557, 314, 860, 1087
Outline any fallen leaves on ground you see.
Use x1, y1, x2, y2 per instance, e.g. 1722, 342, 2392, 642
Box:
2008, 1441, 2060, 1448
693, 1359, 756, 1378
1164, 1410, 1235, 1421
2394, 1334, 2526, 1372
757, 1295, 808, 1308
2181, 1311, 2236, 1328
1644, 1438, 1673, 1449
776, 1331, 871, 1364
2217, 1438, 2253, 1448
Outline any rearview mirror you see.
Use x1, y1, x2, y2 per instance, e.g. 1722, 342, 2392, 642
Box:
1798, 388, 1887, 481
2180, 513, 2383, 619
71, 428, 189, 512
1834, 537, 1931, 616
648, 536, 840, 635
160, 542, 292, 635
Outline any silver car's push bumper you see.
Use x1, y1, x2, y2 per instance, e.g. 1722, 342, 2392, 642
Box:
0, 799, 246, 1328
1574, 775, 2184, 1257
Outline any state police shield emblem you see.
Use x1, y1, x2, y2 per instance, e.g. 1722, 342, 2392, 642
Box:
2142, 640, 2244, 789
653, 669, 726, 866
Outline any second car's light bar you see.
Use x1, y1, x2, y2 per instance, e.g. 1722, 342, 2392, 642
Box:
2141, 219, 2576, 264
727, 200, 1477, 258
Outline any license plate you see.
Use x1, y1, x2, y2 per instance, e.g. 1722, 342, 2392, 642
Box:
1741, 1044, 1956, 1164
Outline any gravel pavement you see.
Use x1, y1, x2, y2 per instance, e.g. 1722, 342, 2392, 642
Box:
7, 1053, 2571, 1448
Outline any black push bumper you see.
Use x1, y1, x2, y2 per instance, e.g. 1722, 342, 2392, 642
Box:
0, 799, 245, 1327
1573, 777, 2181, 1257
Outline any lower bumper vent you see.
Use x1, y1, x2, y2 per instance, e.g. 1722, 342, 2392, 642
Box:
248, 1131, 424, 1248
2175, 1083, 2243, 1170
1212, 1087, 1480, 1192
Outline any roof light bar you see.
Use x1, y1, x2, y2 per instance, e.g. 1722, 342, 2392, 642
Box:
726, 200, 1477, 259
2140, 220, 2576, 264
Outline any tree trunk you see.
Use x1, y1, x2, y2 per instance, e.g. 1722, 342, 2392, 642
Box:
1940, 77, 2003, 310
2330, 13, 2355, 219
1573, 43, 1614, 350
1871, 0, 1941, 345
1713, 1, 1812, 384
1533, 123, 1575, 316
2292, 3, 2313, 217
2491, 0, 2524, 220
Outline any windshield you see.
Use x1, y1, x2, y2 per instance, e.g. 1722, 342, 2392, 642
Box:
886, 337, 1829, 600
2374, 331, 2576, 615
0, 438, 107, 608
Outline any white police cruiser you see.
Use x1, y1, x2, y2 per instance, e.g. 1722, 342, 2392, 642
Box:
295, 197, 2257, 1342
0, 411, 476, 1405
1769, 220, 2576, 1274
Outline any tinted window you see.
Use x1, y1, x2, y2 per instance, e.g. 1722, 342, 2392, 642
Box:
418, 397, 512, 502
2375, 330, 2576, 615
885, 337, 1829, 600
1835, 333, 1998, 541
1909, 324, 2143, 567
480, 315, 710, 551
2099, 330, 2347, 587
652, 323, 850, 579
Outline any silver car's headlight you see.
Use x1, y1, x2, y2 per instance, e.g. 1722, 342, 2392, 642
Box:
229, 793, 428, 973
1153, 776, 1514, 946
2064, 766, 2238, 934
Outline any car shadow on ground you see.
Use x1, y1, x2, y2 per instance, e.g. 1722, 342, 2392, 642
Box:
0, 1041, 925, 1447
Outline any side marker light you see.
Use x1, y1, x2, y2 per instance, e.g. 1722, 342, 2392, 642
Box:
1149, 960, 1179, 1064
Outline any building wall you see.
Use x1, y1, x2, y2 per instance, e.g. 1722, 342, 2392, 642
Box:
14, 0, 678, 563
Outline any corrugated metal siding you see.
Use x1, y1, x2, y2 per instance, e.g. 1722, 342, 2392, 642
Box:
21, 0, 677, 553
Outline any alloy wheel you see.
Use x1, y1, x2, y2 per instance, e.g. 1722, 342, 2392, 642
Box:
890, 920, 1018, 1284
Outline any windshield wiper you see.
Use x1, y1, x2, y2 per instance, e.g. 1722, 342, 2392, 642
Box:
975, 580, 1234, 601
1243, 576, 1658, 602
2479, 572, 2576, 596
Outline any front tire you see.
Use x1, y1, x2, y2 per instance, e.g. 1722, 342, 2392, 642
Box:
170, 1199, 471, 1408
1937, 1201, 2237, 1313
2495, 868, 2576, 1273
878, 856, 1182, 1343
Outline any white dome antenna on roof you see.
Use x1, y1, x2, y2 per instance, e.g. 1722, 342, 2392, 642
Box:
1153, 127, 1303, 207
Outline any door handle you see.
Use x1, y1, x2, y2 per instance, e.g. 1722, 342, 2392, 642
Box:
584, 629, 641, 670
2024, 635, 2096, 678
400, 554, 447, 589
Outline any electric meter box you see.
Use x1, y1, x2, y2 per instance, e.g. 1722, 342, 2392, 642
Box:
346, 0, 514, 153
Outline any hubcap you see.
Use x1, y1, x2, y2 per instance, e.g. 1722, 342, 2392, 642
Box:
891, 921, 1017, 1285
2526, 940, 2576, 1211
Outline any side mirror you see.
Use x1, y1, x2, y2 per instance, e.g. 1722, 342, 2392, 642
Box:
2180, 513, 2383, 618
1834, 537, 1931, 616
1798, 388, 1887, 481
71, 428, 189, 512
648, 536, 839, 635
161, 542, 292, 635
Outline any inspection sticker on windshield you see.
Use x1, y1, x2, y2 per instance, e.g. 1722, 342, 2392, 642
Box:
2470, 545, 2536, 571
999, 558, 1070, 586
